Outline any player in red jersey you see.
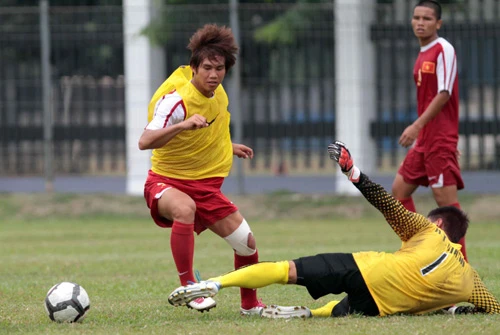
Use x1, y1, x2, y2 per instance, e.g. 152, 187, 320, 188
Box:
392, 1, 467, 261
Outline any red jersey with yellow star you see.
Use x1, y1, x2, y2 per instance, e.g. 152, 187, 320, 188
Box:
413, 37, 459, 153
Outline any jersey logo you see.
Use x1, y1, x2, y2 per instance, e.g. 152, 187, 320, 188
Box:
430, 173, 444, 188
422, 61, 436, 74
207, 115, 218, 126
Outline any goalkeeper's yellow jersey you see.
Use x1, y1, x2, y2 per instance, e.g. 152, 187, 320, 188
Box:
351, 173, 500, 316
146, 66, 233, 180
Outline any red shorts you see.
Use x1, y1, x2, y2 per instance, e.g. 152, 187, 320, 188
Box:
398, 149, 464, 190
143, 170, 238, 234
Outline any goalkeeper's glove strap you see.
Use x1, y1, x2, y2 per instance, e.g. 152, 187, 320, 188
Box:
345, 165, 360, 183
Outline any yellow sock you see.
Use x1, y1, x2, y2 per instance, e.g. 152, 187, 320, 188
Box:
208, 261, 289, 289
311, 300, 340, 318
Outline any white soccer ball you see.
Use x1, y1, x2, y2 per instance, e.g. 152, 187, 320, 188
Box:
44, 282, 90, 323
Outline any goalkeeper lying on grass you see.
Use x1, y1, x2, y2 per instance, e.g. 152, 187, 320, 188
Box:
168, 141, 500, 318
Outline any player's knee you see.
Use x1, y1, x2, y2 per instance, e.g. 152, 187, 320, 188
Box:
224, 219, 256, 256
247, 233, 256, 250
287, 261, 298, 284
170, 200, 196, 222
434, 195, 453, 207
433, 195, 446, 207
391, 179, 400, 196
432, 187, 458, 207
392, 179, 404, 198
391, 183, 399, 197
392, 175, 415, 199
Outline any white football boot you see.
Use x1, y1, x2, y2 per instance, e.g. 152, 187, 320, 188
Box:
168, 281, 220, 307
186, 297, 217, 313
240, 300, 266, 316
260, 305, 312, 319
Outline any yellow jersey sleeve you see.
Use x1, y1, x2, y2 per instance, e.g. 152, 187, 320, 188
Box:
354, 172, 431, 241
467, 270, 500, 314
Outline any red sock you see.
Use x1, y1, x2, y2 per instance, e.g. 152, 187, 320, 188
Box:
399, 197, 416, 213
170, 221, 195, 285
447, 202, 461, 209
447, 202, 468, 262
234, 250, 259, 309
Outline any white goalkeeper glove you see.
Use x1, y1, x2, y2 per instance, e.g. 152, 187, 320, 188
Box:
327, 141, 360, 183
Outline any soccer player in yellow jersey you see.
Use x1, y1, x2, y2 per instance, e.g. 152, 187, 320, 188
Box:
138, 24, 266, 315
167, 141, 500, 318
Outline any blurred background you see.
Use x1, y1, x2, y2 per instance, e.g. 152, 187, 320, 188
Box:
1, 0, 499, 195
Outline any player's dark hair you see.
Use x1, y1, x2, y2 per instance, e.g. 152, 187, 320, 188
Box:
427, 206, 469, 243
187, 24, 238, 72
415, 0, 442, 20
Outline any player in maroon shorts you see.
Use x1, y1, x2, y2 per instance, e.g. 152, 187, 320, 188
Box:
138, 24, 266, 315
391, 1, 467, 261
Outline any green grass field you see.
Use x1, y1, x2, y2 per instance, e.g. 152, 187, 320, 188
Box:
1, 193, 499, 335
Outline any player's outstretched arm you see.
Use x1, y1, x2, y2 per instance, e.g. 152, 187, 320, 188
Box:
328, 141, 430, 241
458, 270, 500, 314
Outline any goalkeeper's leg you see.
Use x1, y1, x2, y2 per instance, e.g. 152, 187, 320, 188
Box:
311, 300, 341, 317
311, 296, 353, 317
209, 261, 290, 289
260, 299, 346, 319
169, 261, 292, 307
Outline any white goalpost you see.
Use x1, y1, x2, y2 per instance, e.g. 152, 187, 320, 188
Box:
335, 0, 377, 194
123, 0, 165, 195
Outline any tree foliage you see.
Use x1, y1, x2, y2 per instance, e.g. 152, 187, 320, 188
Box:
253, 1, 327, 45
141, 0, 330, 47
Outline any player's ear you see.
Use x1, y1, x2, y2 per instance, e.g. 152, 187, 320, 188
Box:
434, 218, 443, 229
436, 19, 442, 30
190, 64, 198, 75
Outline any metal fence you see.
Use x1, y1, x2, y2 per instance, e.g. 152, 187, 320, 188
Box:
155, 2, 336, 173
1, 1, 499, 176
0, 5, 125, 176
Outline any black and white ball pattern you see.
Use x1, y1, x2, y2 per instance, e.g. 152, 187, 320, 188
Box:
44, 282, 90, 323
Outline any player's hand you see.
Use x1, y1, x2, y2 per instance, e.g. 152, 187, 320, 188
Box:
327, 141, 360, 182
232, 143, 253, 159
328, 141, 353, 172
398, 124, 420, 148
182, 114, 209, 130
